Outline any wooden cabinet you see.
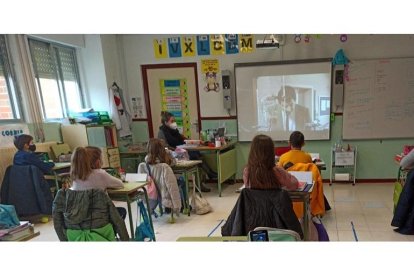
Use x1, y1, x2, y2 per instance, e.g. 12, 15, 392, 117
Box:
61, 124, 120, 168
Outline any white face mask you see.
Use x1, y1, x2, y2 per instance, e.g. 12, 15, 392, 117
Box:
169, 122, 178, 130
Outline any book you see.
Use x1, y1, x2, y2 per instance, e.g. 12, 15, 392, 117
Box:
0, 225, 35, 241
301, 183, 313, 192
0, 221, 30, 237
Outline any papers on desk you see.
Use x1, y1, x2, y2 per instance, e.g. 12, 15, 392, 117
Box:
175, 160, 202, 166
288, 171, 313, 184
310, 153, 320, 162
125, 173, 147, 182
177, 144, 198, 149
288, 171, 313, 192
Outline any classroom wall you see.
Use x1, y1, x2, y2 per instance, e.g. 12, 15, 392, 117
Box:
97, 34, 414, 180
4, 35, 413, 180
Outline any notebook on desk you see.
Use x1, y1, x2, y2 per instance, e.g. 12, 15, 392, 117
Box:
288, 171, 313, 192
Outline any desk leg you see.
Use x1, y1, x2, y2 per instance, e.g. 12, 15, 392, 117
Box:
216, 150, 222, 197
142, 187, 156, 241
184, 172, 190, 216
195, 167, 201, 197
303, 195, 310, 241
126, 196, 134, 240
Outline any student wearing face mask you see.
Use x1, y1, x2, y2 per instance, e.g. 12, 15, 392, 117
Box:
13, 134, 55, 174
158, 111, 216, 192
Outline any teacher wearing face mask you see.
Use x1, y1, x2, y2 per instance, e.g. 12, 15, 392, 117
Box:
158, 111, 186, 149
13, 134, 55, 174
158, 111, 217, 192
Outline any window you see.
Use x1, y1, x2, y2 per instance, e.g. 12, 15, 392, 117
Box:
28, 38, 83, 120
0, 35, 22, 121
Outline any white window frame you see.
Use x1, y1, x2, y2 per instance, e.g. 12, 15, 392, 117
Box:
28, 37, 84, 121
0, 34, 23, 123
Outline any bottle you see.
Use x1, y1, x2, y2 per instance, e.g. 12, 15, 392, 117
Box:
215, 137, 221, 147
200, 130, 207, 141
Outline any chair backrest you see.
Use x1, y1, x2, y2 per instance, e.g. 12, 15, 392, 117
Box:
0, 141, 57, 191
275, 146, 291, 157
50, 143, 71, 161
253, 227, 301, 241
53, 188, 128, 241
221, 188, 304, 238
1, 165, 53, 216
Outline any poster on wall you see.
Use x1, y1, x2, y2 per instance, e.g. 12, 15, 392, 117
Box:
182, 36, 195, 57
160, 79, 191, 138
225, 34, 239, 54
131, 97, 144, 119
201, 59, 220, 93
197, 35, 210, 56
210, 35, 225, 55
168, 37, 182, 58
0, 124, 30, 147
239, 34, 254, 53
153, 38, 168, 59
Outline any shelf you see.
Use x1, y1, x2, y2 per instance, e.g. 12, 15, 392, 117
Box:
330, 147, 357, 186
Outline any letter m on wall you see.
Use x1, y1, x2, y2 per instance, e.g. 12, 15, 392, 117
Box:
239, 34, 253, 53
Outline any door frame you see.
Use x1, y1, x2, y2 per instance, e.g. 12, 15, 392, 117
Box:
141, 63, 201, 138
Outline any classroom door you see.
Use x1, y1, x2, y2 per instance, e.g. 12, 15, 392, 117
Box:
141, 63, 201, 139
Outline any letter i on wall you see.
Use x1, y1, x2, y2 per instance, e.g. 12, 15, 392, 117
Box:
153, 39, 167, 59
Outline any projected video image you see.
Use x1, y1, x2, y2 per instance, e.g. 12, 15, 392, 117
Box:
235, 60, 332, 141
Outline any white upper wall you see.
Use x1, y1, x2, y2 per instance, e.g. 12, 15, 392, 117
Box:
104, 34, 414, 119
78, 34, 109, 111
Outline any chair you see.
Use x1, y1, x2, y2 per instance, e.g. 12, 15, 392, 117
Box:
50, 143, 72, 162
391, 169, 414, 234
274, 146, 291, 157
286, 162, 326, 218
0, 165, 53, 217
221, 188, 304, 240
137, 162, 181, 223
52, 189, 129, 241
252, 227, 301, 241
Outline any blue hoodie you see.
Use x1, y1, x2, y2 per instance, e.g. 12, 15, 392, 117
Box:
13, 150, 55, 174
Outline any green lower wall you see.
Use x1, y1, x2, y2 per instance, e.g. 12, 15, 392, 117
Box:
28, 117, 410, 180
202, 116, 410, 180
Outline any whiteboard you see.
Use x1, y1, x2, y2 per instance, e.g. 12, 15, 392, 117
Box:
343, 58, 414, 139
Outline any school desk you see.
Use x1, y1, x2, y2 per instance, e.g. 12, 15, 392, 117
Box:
172, 160, 202, 216
179, 140, 237, 197
288, 184, 313, 241
45, 162, 71, 194
107, 181, 154, 241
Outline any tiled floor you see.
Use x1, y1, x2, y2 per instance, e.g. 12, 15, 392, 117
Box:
30, 182, 413, 241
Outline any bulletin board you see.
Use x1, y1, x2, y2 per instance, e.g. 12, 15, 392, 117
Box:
343, 58, 414, 139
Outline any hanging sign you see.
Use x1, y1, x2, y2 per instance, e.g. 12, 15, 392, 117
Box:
153, 38, 167, 59
182, 36, 195, 57
225, 34, 239, 54
0, 124, 30, 147
197, 35, 210, 56
210, 34, 225, 55
168, 37, 182, 58
239, 34, 254, 53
